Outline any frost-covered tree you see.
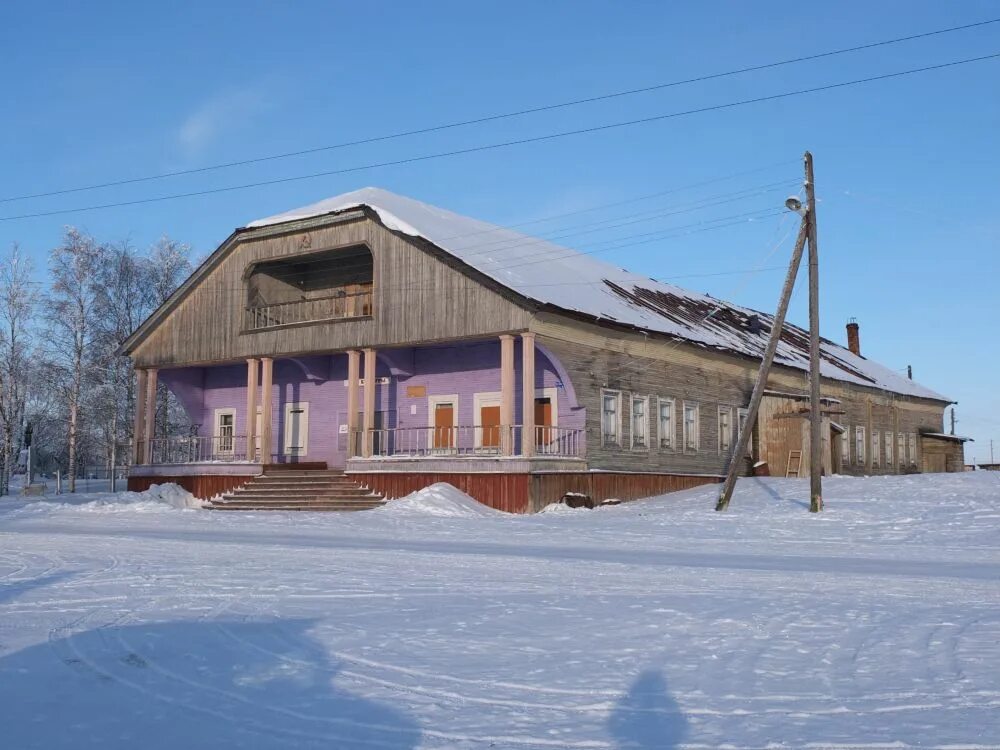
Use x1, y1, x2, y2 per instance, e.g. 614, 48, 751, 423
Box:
45, 228, 102, 492
91, 240, 149, 474
0, 245, 39, 494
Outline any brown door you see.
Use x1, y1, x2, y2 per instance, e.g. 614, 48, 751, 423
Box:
535, 397, 553, 446
433, 403, 455, 449
480, 405, 501, 449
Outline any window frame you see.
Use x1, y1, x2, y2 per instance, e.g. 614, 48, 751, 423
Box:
908, 433, 918, 466
601, 389, 623, 447
885, 430, 894, 467
841, 428, 850, 467
718, 405, 733, 454
737, 407, 750, 456
213, 407, 237, 456
630, 395, 649, 450
872, 429, 880, 468
855, 426, 866, 465
657, 397, 675, 450
682, 401, 700, 453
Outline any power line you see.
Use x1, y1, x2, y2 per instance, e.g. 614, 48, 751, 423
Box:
3, 51, 999, 223
4, 16, 997, 205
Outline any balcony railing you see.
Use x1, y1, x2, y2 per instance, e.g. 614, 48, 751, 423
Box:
144, 435, 253, 464
245, 289, 372, 331
353, 425, 584, 459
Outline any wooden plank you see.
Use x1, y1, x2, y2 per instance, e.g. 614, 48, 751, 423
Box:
131, 215, 533, 368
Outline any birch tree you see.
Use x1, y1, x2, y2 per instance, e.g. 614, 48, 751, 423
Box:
0, 245, 38, 494
92, 240, 148, 474
46, 229, 102, 492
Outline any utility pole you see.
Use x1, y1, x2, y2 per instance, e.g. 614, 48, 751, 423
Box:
717, 150, 825, 513
716, 214, 809, 511
804, 152, 823, 513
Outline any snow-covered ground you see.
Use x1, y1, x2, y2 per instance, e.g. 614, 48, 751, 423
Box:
1, 474, 998, 749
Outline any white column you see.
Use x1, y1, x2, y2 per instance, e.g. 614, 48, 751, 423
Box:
500, 334, 515, 456
143, 368, 158, 464
260, 358, 274, 463
245, 358, 259, 461
362, 348, 377, 458
347, 350, 361, 458
521, 332, 536, 457
133, 368, 148, 464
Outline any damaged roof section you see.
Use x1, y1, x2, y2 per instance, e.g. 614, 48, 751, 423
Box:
604, 281, 880, 387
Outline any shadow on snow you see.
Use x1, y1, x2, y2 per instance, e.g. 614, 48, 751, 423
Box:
0, 617, 420, 750
608, 669, 689, 749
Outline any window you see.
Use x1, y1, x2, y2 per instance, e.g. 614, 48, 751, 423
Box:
855, 426, 866, 465
872, 430, 880, 468
683, 402, 700, 452
908, 433, 918, 465
601, 390, 622, 446
737, 407, 750, 456
657, 398, 675, 449
718, 406, 732, 453
214, 408, 236, 455
885, 431, 894, 466
897, 433, 906, 467
283, 402, 310, 456
841, 429, 850, 466
631, 396, 649, 449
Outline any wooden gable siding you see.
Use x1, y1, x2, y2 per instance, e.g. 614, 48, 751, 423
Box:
531, 313, 946, 477
132, 213, 533, 367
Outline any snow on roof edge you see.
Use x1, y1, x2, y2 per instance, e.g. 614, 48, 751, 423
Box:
246, 188, 951, 403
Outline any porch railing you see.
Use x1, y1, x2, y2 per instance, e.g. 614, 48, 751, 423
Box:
353, 425, 584, 459
145, 435, 253, 464
245, 289, 373, 331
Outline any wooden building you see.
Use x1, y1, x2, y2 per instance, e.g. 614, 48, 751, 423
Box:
121, 188, 959, 512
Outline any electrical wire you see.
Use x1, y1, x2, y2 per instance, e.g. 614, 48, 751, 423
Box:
3, 16, 997, 204
3, 51, 998, 222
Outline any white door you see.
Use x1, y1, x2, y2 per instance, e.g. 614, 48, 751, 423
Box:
284, 403, 309, 456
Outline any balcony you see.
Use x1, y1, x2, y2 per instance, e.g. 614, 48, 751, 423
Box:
244, 244, 373, 332
245, 288, 372, 331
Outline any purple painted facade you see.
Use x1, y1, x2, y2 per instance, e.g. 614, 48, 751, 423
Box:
159, 340, 584, 468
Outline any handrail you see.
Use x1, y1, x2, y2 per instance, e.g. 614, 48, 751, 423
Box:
351, 425, 584, 458
249, 288, 372, 310
245, 288, 373, 331
142, 435, 254, 464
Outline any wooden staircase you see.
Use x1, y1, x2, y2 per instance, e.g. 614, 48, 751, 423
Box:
206, 466, 385, 512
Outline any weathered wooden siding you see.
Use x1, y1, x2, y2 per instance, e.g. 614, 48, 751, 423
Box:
131, 212, 533, 367
532, 313, 948, 477
127, 473, 255, 499
529, 472, 721, 513
920, 437, 964, 473
350, 470, 721, 514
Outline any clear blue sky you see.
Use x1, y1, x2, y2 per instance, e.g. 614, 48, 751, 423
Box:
2, 1, 998, 460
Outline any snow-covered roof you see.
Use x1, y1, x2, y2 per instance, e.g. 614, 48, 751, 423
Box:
248, 187, 950, 402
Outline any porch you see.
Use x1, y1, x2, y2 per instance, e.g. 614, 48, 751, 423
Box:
130, 333, 588, 474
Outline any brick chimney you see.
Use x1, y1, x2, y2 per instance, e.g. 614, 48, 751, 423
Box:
846, 318, 861, 356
